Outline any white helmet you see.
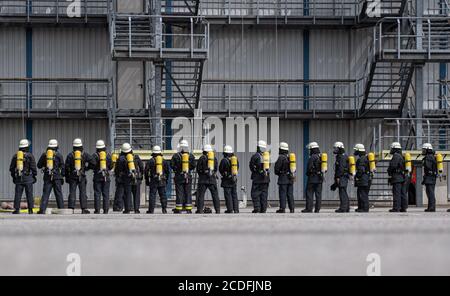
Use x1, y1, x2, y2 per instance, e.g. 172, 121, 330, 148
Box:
308, 142, 319, 149
422, 143, 433, 151
152, 145, 162, 154
224, 145, 233, 154
48, 139, 58, 148
354, 144, 366, 152
203, 144, 213, 152
258, 140, 267, 151
121, 142, 132, 153
73, 138, 83, 147
19, 139, 29, 148
333, 142, 345, 149
96, 140, 106, 149
280, 142, 289, 151
179, 140, 189, 151
391, 142, 402, 149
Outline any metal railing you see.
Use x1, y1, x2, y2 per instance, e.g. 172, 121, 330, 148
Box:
0, 0, 109, 22
200, 79, 363, 117
0, 78, 112, 118
110, 14, 209, 60
374, 17, 450, 60
423, 0, 450, 16
198, 0, 359, 17
425, 80, 450, 110
373, 118, 450, 153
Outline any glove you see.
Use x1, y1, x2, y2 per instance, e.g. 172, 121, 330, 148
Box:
330, 183, 337, 191
32, 176, 37, 184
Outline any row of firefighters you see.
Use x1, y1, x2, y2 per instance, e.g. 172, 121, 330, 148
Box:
8, 138, 445, 214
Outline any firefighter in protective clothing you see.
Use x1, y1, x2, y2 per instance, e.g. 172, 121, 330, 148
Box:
37, 139, 64, 214
274, 142, 295, 213
145, 145, 170, 214
114, 143, 136, 214
387, 142, 407, 212
249, 140, 270, 213
9, 139, 37, 214
331, 142, 350, 213
131, 152, 144, 214
354, 144, 371, 212
196, 144, 220, 214
302, 142, 324, 213
90, 140, 113, 214
219, 145, 239, 213
170, 140, 196, 214
422, 143, 438, 212
65, 138, 92, 214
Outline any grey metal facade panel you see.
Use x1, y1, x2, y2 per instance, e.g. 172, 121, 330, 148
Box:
32, 27, 113, 79
0, 119, 26, 200
203, 27, 304, 111
204, 27, 304, 80
32, 119, 109, 199
0, 27, 25, 77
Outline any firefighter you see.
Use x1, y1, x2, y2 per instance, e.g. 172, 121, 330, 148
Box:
274, 142, 295, 213
114, 143, 135, 214
145, 145, 170, 214
387, 142, 407, 212
196, 144, 220, 214
331, 142, 350, 213
37, 139, 65, 214
90, 140, 113, 214
170, 140, 196, 214
302, 142, 324, 213
219, 145, 239, 214
9, 139, 37, 214
131, 151, 144, 214
66, 138, 92, 214
422, 143, 438, 212
249, 140, 270, 213
354, 144, 371, 212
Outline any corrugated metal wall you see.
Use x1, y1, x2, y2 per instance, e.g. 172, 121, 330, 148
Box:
0, 119, 26, 200
33, 27, 112, 78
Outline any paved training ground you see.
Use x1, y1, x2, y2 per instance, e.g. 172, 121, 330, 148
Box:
1, 208, 450, 276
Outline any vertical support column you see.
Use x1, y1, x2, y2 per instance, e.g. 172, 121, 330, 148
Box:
26, 27, 33, 151
415, 64, 424, 207
414, 0, 424, 207
152, 0, 163, 147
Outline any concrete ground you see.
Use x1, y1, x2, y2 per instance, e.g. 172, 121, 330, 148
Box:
1, 207, 450, 276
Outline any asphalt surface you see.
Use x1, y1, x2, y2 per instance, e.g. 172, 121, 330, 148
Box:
1, 207, 450, 276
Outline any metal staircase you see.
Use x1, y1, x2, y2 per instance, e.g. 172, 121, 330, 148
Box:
108, 0, 209, 149
161, 60, 204, 117
359, 0, 408, 22
160, 0, 200, 16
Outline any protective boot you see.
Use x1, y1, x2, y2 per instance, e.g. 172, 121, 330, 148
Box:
28, 209, 34, 214
162, 208, 167, 214
12, 209, 20, 214
276, 209, 285, 213
81, 209, 90, 214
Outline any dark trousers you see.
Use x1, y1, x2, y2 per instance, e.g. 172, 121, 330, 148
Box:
131, 181, 141, 212
197, 183, 220, 212
175, 182, 192, 210
115, 182, 132, 212
40, 179, 64, 212
14, 183, 34, 210
305, 182, 322, 212
425, 184, 436, 210
224, 185, 239, 213
357, 186, 370, 212
338, 186, 350, 211
392, 182, 408, 211
94, 180, 110, 212
113, 183, 123, 211
68, 179, 88, 210
251, 183, 269, 213
148, 185, 167, 212
279, 184, 294, 211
